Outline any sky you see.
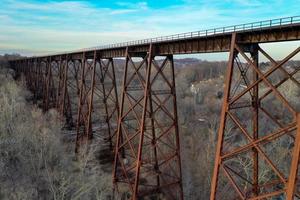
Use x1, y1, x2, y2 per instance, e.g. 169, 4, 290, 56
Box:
0, 0, 299, 59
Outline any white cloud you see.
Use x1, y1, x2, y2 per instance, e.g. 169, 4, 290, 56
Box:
0, 24, 158, 56
0, 0, 299, 57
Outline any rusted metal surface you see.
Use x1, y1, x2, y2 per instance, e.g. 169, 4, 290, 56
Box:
74, 51, 119, 152
210, 33, 237, 200
112, 45, 183, 199
286, 113, 300, 199
210, 33, 300, 199
94, 57, 120, 149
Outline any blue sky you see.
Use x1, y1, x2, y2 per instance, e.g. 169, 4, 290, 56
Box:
0, 0, 299, 58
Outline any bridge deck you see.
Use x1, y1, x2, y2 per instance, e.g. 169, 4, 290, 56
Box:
12, 16, 300, 60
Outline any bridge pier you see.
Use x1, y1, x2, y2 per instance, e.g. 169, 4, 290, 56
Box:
25, 59, 34, 95
95, 57, 119, 150
31, 59, 38, 103
210, 33, 300, 199
113, 45, 183, 200
75, 51, 119, 153
35, 59, 44, 102
63, 59, 81, 127
44, 57, 51, 111
75, 52, 91, 152
40, 59, 48, 110
55, 55, 66, 114
47, 59, 60, 109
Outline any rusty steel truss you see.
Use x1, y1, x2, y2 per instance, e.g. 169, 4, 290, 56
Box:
10, 16, 300, 200
210, 33, 300, 200
11, 54, 120, 152
75, 52, 120, 152
112, 45, 183, 199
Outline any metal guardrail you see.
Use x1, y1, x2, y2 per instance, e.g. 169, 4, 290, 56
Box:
37, 16, 300, 57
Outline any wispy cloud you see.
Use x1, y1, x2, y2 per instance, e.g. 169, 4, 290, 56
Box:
110, 9, 137, 15
0, 0, 299, 56
116, 1, 148, 9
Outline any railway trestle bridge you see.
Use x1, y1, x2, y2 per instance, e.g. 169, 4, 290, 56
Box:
10, 16, 300, 200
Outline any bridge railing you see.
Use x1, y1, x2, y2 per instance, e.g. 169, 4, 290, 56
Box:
81, 16, 300, 52
36, 16, 300, 57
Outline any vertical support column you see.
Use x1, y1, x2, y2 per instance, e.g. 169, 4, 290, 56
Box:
17, 60, 20, 76
64, 58, 80, 128
109, 57, 120, 149
251, 45, 259, 196
26, 59, 30, 89
44, 56, 52, 111
33, 58, 38, 103
75, 53, 87, 153
210, 33, 237, 200
44, 57, 51, 111
97, 57, 120, 150
86, 51, 97, 140
56, 56, 63, 111
145, 52, 160, 190
49, 60, 59, 108
25, 60, 28, 85
60, 56, 69, 117
286, 113, 300, 200
169, 54, 184, 200
16, 60, 20, 78
29, 59, 34, 91
113, 47, 129, 188
18, 60, 23, 75
19, 60, 21, 75
132, 44, 153, 200
148, 89, 160, 188
36, 59, 42, 101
